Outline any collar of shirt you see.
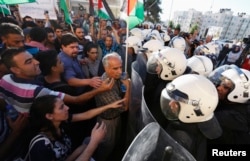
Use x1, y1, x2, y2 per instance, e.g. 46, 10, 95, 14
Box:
10, 74, 43, 85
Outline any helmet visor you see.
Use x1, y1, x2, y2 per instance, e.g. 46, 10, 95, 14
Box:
208, 64, 234, 86
161, 83, 202, 120
160, 89, 179, 120
146, 55, 162, 74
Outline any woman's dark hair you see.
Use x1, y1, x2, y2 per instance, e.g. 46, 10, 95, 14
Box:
83, 42, 98, 57
29, 95, 59, 139
35, 50, 58, 76
105, 34, 113, 41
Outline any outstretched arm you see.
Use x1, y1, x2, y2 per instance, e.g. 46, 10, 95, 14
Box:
72, 99, 125, 122
63, 78, 115, 104
77, 122, 106, 161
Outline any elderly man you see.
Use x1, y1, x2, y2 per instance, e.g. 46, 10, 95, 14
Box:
94, 52, 130, 161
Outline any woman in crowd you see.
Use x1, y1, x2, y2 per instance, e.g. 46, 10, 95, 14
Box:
28, 95, 125, 161
82, 42, 104, 78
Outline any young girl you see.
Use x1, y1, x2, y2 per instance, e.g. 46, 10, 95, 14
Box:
29, 95, 125, 161
82, 42, 104, 78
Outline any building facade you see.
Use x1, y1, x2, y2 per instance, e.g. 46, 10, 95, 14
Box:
172, 8, 250, 41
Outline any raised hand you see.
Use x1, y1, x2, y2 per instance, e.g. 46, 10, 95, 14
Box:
90, 122, 106, 144
97, 78, 115, 92
7, 113, 28, 135
89, 77, 102, 88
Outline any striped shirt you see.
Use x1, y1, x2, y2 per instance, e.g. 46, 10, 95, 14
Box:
0, 74, 65, 113
95, 73, 126, 119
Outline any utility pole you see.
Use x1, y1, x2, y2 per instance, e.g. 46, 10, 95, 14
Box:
169, 0, 173, 21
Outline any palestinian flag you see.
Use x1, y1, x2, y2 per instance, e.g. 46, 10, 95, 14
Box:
0, 5, 11, 15
121, 0, 144, 29
98, 0, 115, 20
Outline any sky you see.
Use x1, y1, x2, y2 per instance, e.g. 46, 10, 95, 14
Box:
160, 0, 250, 21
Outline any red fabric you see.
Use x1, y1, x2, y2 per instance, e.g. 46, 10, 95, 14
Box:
241, 57, 250, 70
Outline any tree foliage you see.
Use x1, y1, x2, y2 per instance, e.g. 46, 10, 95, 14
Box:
175, 24, 181, 30
190, 24, 199, 34
144, 0, 162, 23
168, 21, 174, 28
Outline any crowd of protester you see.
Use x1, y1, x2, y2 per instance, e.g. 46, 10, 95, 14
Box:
0, 5, 250, 161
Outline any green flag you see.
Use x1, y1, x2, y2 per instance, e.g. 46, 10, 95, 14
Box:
0, 0, 36, 5
0, 5, 11, 15
60, 0, 72, 25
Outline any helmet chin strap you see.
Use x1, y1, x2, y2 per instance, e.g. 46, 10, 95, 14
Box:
199, 113, 214, 122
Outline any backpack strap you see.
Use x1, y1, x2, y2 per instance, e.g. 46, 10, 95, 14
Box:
24, 134, 53, 161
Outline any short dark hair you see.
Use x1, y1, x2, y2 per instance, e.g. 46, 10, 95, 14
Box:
73, 26, 82, 33
35, 50, 58, 76
0, 17, 19, 26
1, 48, 26, 69
22, 15, 33, 22
61, 33, 79, 46
83, 42, 98, 57
21, 21, 37, 29
30, 27, 47, 42
54, 25, 63, 31
0, 23, 23, 38
44, 27, 54, 34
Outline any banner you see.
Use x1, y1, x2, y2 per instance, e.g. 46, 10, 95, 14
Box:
18, 0, 57, 20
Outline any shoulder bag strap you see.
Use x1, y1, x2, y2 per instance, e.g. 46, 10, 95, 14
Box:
23, 134, 52, 161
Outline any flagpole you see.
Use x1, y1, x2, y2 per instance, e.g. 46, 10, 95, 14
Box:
124, 0, 130, 74
70, 24, 74, 34
124, 18, 129, 74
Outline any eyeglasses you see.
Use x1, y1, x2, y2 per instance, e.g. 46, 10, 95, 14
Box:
37, 21, 44, 24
